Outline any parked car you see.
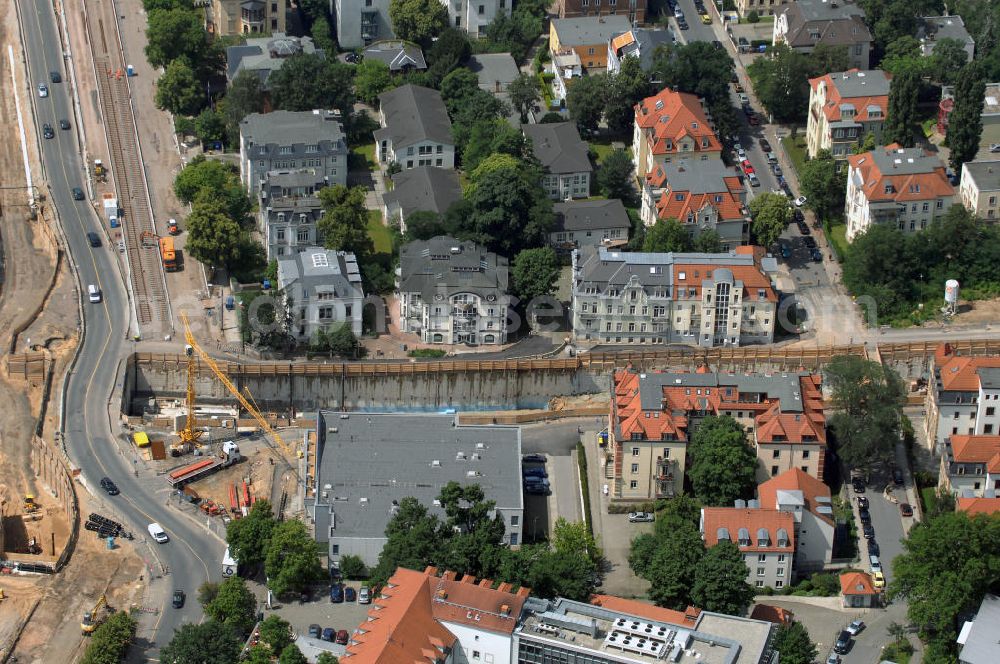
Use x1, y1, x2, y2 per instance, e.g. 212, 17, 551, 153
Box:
857, 496, 869, 509
893, 467, 905, 485
872, 571, 886, 589
772, 164, 783, 176
167, 218, 180, 235
522, 453, 546, 463
359, 586, 371, 604
797, 221, 810, 235
867, 539, 880, 557
803, 236, 817, 249
846, 620, 865, 635
523, 467, 548, 478
748, 114, 761, 125
748, 173, 760, 187
321, 628, 336, 642
759, 138, 772, 152
100, 477, 119, 495
863, 523, 875, 539
525, 485, 551, 496
50, 70, 61, 83
810, 247, 823, 262
900, 502, 914, 517
827, 654, 841, 664
853, 477, 866, 493
308, 624, 321, 638
330, 584, 344, 603
859, 508, 871, 524
792, 209, 805, 222
834, 630, 852, 654
869, 554, 882, 572
336, 630, 350, 645
733, 81, 744, 93
738, 93, 750, 106
172, 590, 185, 608
781, 244, 791, 259
344, 586, 357, 602
628, 512, 654, 523
794, 196, 808, 207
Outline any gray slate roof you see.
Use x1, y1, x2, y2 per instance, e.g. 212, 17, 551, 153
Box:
383, 166, 462, 217
869, 146, 945, 176
823, 69, 891, 98
468, 53, 520, 91
398, 236, 509, 302
636, 370, 809, 413
650, 159, 744, 195
781, 0, 871, 48
240, 110, 346, 154
960, 160, 1000, 191
977, 367, 1000, 390
552, 15, 632, 47
362, 39, 427, 71
613, 28, 675, 71
276, 247, 363, 302
374, 84, 453, 150
522, 122, 593, 175
958, 594, 1000, 664
917, 16, 974, 56
226, 34, 323, 84
313, 412, 522, 538
553, 199, 630, 232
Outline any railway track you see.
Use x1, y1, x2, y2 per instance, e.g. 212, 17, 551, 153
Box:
85, 11, 169, 330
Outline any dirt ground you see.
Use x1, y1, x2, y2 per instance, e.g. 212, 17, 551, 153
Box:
949, 298, 1000, 326
182, 438, 282, 516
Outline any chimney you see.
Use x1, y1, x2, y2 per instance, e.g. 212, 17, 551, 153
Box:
442, 570, 458, 581
501, 604, 511, 616
461, 575, 477, 584
436, 589, 448, 600
497, 582, 513, 593
516, 586, 532, 598
424, 566, 438, 576
478, 579, 494, 588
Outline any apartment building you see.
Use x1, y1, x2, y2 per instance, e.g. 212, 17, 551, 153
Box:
607, 28, 674, 74
239, 110, 347, 195
550, 16, 632, 72
225, 34, 320, 88
334, 0, 393, 49
606, 367, 827, 500
382, 166, 462, 232
556, 0, 646, 26
515, 596, 776, 664
550, 199, 631, 252
701, 507, 796, 591
735, 0, 788, 18
522, 122, 593, 200
959, 160, 1000, 220
845, 144, 955, 241
917, 16, 974, 60
806, 69, 891, 159
258, 169, 327, 261
208, 0, 286, 36
444, 0, 511, 38
925, 344, 1000, 452
276, 248, 364, 340
633, 88, 722, 180
397, 236, 509, 345
641, 160, 749, 249
774, 0, 872, 69
940, 435, 1000, 498
375, 85, 456, 170
757, 468, 835, 571
361, 39, 426, 72
938, 82, 1000, 157
309, 413, 523, 566
571, 246, 777, 347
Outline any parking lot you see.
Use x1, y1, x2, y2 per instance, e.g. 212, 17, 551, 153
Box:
520, 420, 586, 541
248, 579, 371, 650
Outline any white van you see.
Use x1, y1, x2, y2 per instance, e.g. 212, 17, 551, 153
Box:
88, 284, 101, 303
148, 522, 169, 543
869, 554, 881, 572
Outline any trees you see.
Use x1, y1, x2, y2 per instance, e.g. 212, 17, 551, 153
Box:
891, 512, 1000, 657
204, 577, 258, 634
643, 218, 690, 253
746, 44, 814, 123
948, 62, 987, 175
279, 646, 309, 664
259, 615, 294, 656
596, 149, 637, 204
318, 185, 375, 261
512, 247, 560, 304
403, 210, 451, 241
154, 59, 203, 116
312, 323, 360, 357
566, 75, 606, 134
226, 499, 276, 567
885, 68, 921, 147
691, 540, 756, 615
269, 54, 355, 114
389, 0, 448, 46
508, 73, 541, 124
797, 149, 845, 222
824, 355, 906, 470
80, 612, 137, 664
748, 192, 792, 248
316, 654, 340, 664
339, 553, 368, 580
186, 199, 245, 268
159, 622, 242, 664
484, 8, 545, 62
145, 8, 207, 68
687, 416, 758, 507
461, 119, 527, 172
771, 621, 818, 664
633, 515, 705, 609
426, 28, 470, 86
461, 158, 553, 256
194, 108, 226, 145
371, 497, 443, 585
221, 70, 264, 142
929, 38, 971, 85
651, 41, 733, 107
174, 155, 235, 204
354, 59, 393, 105
553, 517, 602, 566
265, 520, 324, 596
691, 230, 722, 253
604, 57, 650, 135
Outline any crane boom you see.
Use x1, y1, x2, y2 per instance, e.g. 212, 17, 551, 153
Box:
181, 315, 298, 471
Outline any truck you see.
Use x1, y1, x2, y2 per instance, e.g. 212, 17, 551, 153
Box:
166, 450, 241, 487
102, 194, 119, 228
222, 547, 238, 577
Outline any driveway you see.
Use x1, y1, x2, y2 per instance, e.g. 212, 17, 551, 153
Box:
521, 420, 587, 540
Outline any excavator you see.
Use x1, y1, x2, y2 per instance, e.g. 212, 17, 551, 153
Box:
81, 594, 111, 634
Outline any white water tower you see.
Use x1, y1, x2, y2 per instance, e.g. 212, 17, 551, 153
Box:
944, 279, 960, 315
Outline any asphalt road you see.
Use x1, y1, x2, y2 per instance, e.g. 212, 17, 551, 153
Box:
22, 0, 223, 654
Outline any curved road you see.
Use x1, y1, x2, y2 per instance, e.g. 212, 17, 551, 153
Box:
21, 0, 222, 654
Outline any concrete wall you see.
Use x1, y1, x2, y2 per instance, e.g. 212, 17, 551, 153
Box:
126, 355, 609, 414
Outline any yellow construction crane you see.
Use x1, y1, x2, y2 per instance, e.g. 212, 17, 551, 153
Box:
81, 594, 108, 634
180, 314, 298, 471
177, 344, 204, 448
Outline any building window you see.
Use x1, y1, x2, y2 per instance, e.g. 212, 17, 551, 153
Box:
777, 554, 785, 563
630, 480, 638, 489
772, 450, 780, 458
319, 307, 334, 320
755, 580, 765, 588
777, 567, 785, 576
988, 407, 996, 416
775, 580, 784, 589
772, 465, 779, 476
632, 447, 640, 456
511, 515, 519, 526
508, 534, 517, 546
472, 651, 481, 660
757, 567, 766, 576
631, 463, 639, 473
662, 448, 670, 458
802, 450, 810, 459
588, 47, 595, 55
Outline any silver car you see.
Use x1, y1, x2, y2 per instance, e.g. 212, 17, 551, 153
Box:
628, 512, 654, 523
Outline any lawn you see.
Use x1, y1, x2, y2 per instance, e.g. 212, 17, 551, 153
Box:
350, 143, 377, 171
921, 486, 939, 515
367, 211, 392, 254
781, 134, 808, 176
590, 140, 632, 165
826, 222, 850, 262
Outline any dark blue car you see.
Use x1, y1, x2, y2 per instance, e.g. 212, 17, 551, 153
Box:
330, 584, 344, 603
345, 586, 357, 602
322, 627, 336, 642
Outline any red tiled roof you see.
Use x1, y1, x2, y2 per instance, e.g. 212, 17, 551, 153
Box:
957, 497, 1000, 516
757, 468, 833, 524
840, 572, 877, 596
808, 69, 891, 123
750, 604, 795, 625
635, 88, 722, 157
701, 508, 796, 553
671, 260, 778, 304
590, 595, 700, 627
613, 368, 689, 442
655, 187, 745, 225
846, 144, 954, 204
426, 571, 527, 635
934, 343, 1000, 391
949, 435, 1000, 464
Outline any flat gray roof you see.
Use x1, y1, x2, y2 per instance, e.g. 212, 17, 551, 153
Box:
823, 69, 891, 98
977, 367, 1000, 390
654, 159, 743, 195
918, 16, 973, 55
869, 146, 944, 176
552, 15, 632, 47
241, 110, 345, 147
961, 160, 1000, 191
959, 594, 1000, 664
398, 236, 509, 301
636, 370, 808, 413
314, 413, 522, 539
553, 199, 630, 232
